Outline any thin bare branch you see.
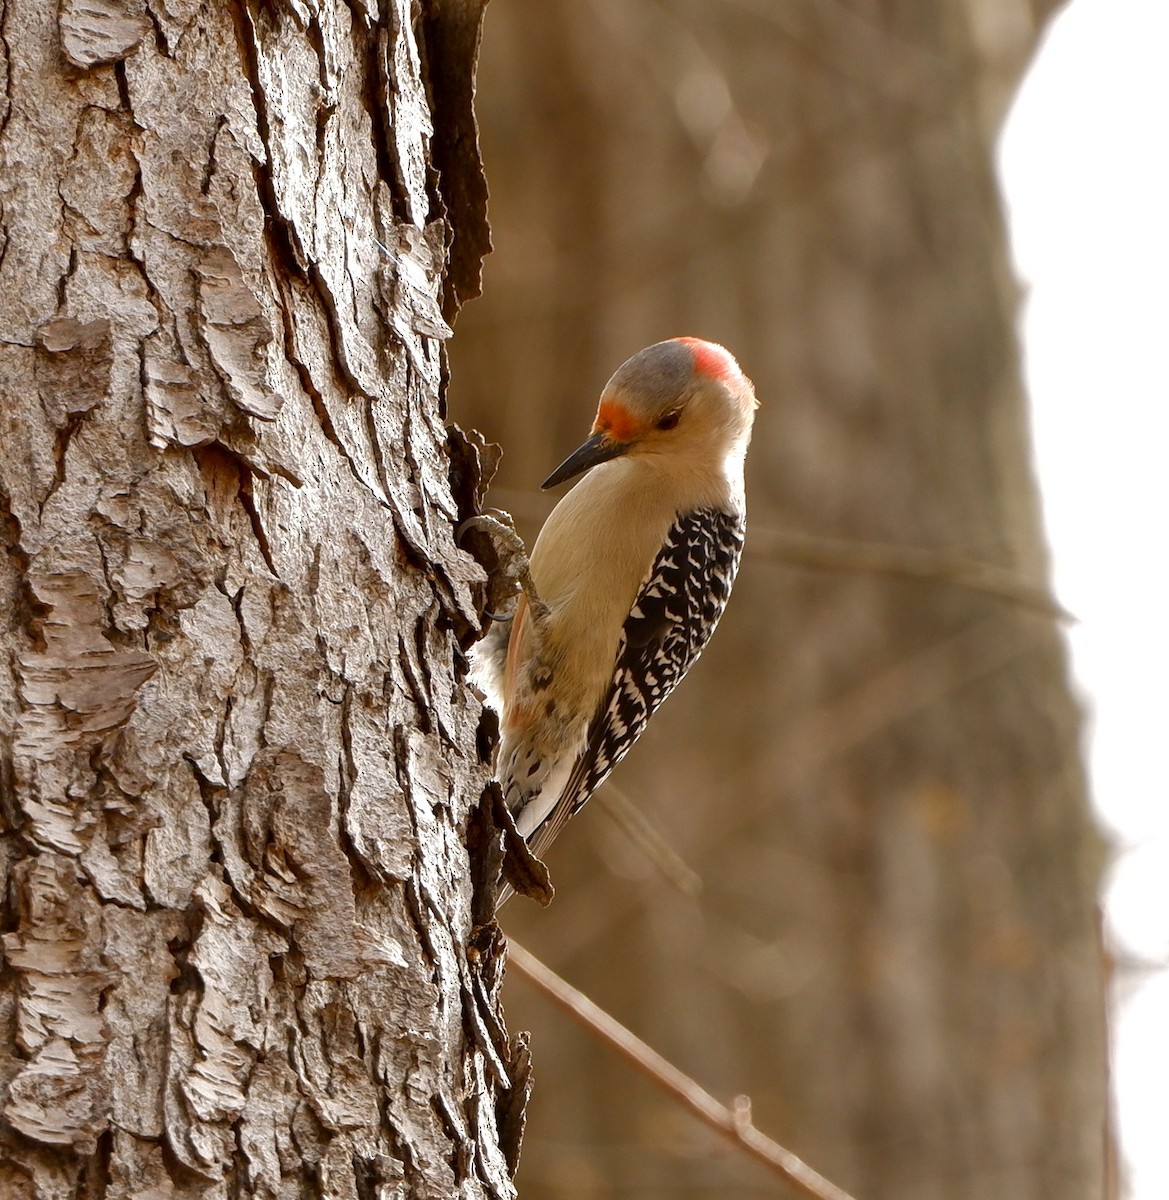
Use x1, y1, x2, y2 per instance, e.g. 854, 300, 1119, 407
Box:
507, 940, 860, 1200
486, 487, 1068, 620
748, 525, 1070, 621
593, 783, 704, 897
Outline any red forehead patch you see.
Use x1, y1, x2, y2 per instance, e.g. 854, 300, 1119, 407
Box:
675, 337, 741, 384
592, 398, 638, 442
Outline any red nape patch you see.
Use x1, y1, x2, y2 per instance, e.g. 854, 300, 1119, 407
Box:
675, 337, 741, 384
592, 398, 639, 442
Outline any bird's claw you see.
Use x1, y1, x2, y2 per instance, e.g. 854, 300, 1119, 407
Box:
457, 512, 549, 623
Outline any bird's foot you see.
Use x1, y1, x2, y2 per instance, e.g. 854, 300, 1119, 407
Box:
457, 512, 550, 623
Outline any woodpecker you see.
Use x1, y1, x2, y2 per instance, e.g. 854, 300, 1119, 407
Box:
475, 338, 756, 893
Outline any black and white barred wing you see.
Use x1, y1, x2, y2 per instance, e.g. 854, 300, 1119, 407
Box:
526, 507, 745, 861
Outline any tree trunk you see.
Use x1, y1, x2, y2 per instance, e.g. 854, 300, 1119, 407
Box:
0, 2, 523, 1198
450, 2, 1109, 1198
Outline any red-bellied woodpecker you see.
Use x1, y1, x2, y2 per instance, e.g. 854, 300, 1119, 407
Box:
475, 338, 757, 895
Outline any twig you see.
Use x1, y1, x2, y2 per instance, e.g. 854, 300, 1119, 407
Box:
507, 940, 859, 1200
593, 783, 704, 897
486, 487, 1069, 621
748, 525, 1070, 621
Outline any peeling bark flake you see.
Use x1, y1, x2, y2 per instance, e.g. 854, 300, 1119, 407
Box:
59, 0, 150, 69
15, 570, 155, 764
194, 248, 281, 422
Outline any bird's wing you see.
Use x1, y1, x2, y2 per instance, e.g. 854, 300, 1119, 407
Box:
525, 506, 745, 862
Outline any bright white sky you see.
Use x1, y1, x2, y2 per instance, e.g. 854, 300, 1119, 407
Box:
998, 0, 1169, 1196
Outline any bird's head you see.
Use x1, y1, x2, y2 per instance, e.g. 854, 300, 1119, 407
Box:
542, 338, 757, 489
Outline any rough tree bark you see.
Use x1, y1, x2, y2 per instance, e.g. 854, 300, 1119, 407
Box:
451, 2, 1109, 1198
0, 2, 524, 1198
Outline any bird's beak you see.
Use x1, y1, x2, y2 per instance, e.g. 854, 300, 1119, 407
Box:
541, 431, 629, 489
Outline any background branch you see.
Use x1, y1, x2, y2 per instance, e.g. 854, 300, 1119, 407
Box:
487, 488, 1068, 620
507, 941, 859, 1200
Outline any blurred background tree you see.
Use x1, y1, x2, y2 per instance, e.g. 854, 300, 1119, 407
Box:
450, 1, 1109, 1198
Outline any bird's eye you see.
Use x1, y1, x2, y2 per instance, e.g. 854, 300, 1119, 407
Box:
656, 411, 681, 431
